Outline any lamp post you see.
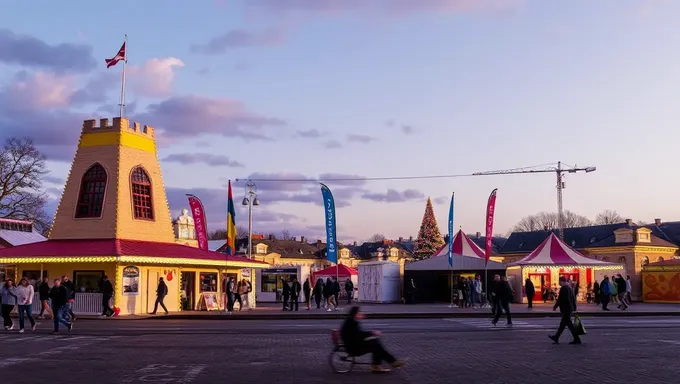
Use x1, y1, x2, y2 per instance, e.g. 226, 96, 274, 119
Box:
241, 180, 259, 259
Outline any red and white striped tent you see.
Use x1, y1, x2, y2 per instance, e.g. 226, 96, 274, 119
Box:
506, 233, 623, 304
432, 230, 485, 258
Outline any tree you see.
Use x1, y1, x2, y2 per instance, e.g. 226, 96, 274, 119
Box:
280, 230, 293, 240
594, 209, 624, 225
208, 229, 227, 240
236, 226, 249, 239
414, 198, 445, 260
368, 233, 386, 242
0, 138, 49, 234
511, 210, 592, 233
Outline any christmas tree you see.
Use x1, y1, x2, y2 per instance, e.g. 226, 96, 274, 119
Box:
414, 197, 445, 260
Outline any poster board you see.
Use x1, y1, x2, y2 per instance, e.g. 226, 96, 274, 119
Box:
199, 292, 220, 311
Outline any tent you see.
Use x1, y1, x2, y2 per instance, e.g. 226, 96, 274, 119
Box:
312, 264, 359, 300
432, 229, 485, 258
507, 233, 624, 303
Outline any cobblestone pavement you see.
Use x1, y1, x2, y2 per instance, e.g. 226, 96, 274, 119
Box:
0, 317, 678, 383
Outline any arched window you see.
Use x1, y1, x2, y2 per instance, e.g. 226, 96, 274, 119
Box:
131, 167, 154, 220
658, 256, 665, 262
642, 256, 649, 266
75, 163, 107, 218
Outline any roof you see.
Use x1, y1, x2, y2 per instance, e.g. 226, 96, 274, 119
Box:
645, 259, 680, 267
405, 253, 506, 271
433, 230, 485, 258
511, 233, 616, 267
0, 228, 46, 247
216, 238, 328, 260
501, 221, 680, 254
354, 240, 414, 260
312, 264, 358, 277
0, 238, 267, 265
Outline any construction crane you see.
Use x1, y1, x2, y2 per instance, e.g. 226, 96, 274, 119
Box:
472, 161, 596, 239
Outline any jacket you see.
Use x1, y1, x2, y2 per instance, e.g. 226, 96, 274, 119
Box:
0, 286, 17, 305
100, 279, 114, 296
15, 285, 34, 306
615, 277, 626, 293
600, 279, 611, 295
157, 281, 168, 297
303, 280, 311, 295
492, 280, 513, 302
291, 281, 301, 297
553, 284, 576, 315
340, 317, 373, 355
282, 281, 291, 296
62, 280, 76, 300
49, 285, 69, 308
345, 281, 354, 292
525, 280, 535, 296
39, 282, 50, 300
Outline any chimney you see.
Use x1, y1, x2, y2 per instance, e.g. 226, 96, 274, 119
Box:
398, 236, 403, 242
291, 237, 296, 242
300, 236, 306, 243
268, 234, 275, 241
353, 241, 357, 246
408, 236, 413, 242
625, 219, 633, 226
655, 218, 661, 226
476, 232, 481, 238
316, 239, 322, 249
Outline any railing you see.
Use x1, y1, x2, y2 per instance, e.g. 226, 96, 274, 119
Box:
11, 293, 104, 316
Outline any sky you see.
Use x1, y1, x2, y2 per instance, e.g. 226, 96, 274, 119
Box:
2, 0, 680, 243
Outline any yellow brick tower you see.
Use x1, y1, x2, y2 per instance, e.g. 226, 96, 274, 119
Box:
49, 118, 175, 243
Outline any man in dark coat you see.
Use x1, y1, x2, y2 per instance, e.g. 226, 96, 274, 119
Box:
491, 275, 513, 326
151, 277, 169, 315
281, 278, 291, 311
290, 277, 301, 311
303, 278, 312, 310
549, 276, 581, 344
62, 276, 77, 321
525, 278, 535, 309
99, 275, 114, 317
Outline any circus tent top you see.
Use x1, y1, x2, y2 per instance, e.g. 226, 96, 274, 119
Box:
433, 229, 484, 258
510, 233, 616, 267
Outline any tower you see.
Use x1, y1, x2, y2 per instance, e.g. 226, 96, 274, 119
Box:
49, 117, 175, 243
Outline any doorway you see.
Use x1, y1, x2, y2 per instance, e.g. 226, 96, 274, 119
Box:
181, 272, 196, 311
528, 273, 550, 302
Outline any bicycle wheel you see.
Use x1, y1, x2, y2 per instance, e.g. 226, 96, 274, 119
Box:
329, 350, 355, 373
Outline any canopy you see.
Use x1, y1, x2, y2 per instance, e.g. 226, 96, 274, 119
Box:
405, 253, 506, 271
511, 233, 615, 267
312, 264, 357, 281
432, 230, 484, 258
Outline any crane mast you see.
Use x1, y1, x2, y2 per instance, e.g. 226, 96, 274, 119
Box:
472, 161, 596, 239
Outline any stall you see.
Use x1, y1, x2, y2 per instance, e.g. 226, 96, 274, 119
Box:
506, 233, 624, 303
255, 265, 311, 303
642, 259, 680, 303
312, 264, 358, 301
358, 261, 400, 303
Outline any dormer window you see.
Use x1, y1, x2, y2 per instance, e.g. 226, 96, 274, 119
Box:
256, 244, 267, 254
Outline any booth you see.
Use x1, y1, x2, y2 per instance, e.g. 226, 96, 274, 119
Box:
358, 261, 401, 303
642, 259, 680, 303
255, 265, 311, 303
506, 233, 624, 303
312, 264, 358, 301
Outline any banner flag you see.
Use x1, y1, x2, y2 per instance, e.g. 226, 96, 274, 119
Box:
320, 183, 337, 264
187, 194, 209, 250
484, 189, 498, 266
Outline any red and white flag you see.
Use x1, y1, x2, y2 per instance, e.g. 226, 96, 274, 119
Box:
105, 41, 126, 68
484, 188, 498, 266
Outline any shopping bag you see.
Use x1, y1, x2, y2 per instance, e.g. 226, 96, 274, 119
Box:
573, 314, 587, 335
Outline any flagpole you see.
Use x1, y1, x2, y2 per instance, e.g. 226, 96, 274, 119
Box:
119, 34, 128, 118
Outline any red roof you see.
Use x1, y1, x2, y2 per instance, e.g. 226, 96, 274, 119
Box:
0, 238, 267, 264
313, 264, 358, 277
647, 259, 680, 267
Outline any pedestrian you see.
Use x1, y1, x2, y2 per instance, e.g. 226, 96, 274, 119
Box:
241, 279, 252, 310
237, 280, 248, 311
615, 274, 628, 310
151, 277, 169, 315
472, 275, 482, 308
61, 276, 76, 321
49, 278, 72, 334
234, 280, 243, 311
610, 277, 618, 305
281, 278, 291, 311
464, 278, 472, 308
333, 277, 341, 308
344, 278, 354, 305
290, 277, 301, 311
549, 276, 582, 345
99, 275, 114, 317
325, 277, 337, 311
226, 277, 235, 314
1, 279, 17, 330
314, 278, 324, 309
593, 280, 601, 305
625, 276, 633, 304
16, 277, 36, 333
303, 278, 312, 310
38, 277, 52, 320
491, 275, 513, 326
525, 277, 535, 309
600, 276, 611, 311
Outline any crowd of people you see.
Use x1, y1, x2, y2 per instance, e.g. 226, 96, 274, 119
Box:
278, 276, 355, 312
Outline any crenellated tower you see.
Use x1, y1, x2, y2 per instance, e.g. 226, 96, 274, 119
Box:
49, 117, 175, 243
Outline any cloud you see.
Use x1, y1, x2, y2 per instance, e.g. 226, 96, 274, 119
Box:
162, 153, 245, 167
44, 175, 65, 185
401, 125, 415, 134
128, 57, 185, 98
296, 129, 322, 138
433, 196, 449, 205
135, 95, 286, 140
191, 29, 286, 54
0, 29, 97, 73
362, 189, 425, 203
347, 134, 377, 143
324, 140, 342, 149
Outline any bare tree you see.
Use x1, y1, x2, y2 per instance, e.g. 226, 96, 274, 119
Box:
280, 229, 293, 240
511, 210, 592, 233
594, 209, 624, 225
208, 229, 227, 240
0, 138, 49, 234
236, 226, 249, 239
368, 233, 386, 242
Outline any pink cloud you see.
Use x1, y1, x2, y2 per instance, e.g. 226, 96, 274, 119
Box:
4, 71, 78, 109
246, 0, 521, 15
127, 57, 185, 98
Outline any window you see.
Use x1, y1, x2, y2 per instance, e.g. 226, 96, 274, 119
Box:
131, 167, 154, 220
22, 270, 48, 288
74, 270, 105, 293
199, 273, 217, 292
658, 256, 665, 262
75, 163, 107, 218
260, 273, 296, 293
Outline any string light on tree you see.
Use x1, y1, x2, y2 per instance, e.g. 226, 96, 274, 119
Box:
414, 197, 445, 260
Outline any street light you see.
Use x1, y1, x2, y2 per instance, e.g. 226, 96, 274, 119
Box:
241, 180, 259, 259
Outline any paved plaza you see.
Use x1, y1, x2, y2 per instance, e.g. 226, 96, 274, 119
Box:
0, 316, 679, 383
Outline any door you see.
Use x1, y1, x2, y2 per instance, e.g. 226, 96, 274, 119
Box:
147, 270, 159, 314
181, 272, 196, 311
528, 274, 546, 301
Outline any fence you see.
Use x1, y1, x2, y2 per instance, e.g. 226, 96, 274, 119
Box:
11, 293, 104, 316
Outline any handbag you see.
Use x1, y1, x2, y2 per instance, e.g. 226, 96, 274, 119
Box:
573, 314, 587, 336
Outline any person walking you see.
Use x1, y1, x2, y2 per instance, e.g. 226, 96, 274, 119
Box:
49, 279, 72, 334
491, 275, 513, 326
525, 278, 535, 309
549, 276, 582, 345
237, 280, 248, 311
61, 276, 76, 321
472, 275, 482, 308
16, 277, 37, 333
1, 279, 18, 330
615, 274, 629, 310
344, 278, 354, 305
593, 280, 601, 305
225, 277, 235, 314
38, 277, 52, 320
333, 277, 341, 309
303, 278, 312, 310
313, 278, 324, 309
600, 276, 611, 311
325, 278, 337, 311
290, 277, 301, 311
281, 278, 291, 311
234, 280, 243, 311
151, 277, 169, 315
99, 275, 114, 317
625, 276, 633, 305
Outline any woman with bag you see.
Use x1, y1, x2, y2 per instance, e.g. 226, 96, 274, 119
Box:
16, 277, 36, 333
1, 279, 18, 330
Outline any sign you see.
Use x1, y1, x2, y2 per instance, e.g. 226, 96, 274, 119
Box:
240, 268, 251, 278
263, 268, 297, 274
122, 266, 139, 295
200, 293, 219, 311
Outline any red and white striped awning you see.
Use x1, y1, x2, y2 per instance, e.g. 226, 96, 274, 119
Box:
433, 230, 484, 258
511, 233, 613, 266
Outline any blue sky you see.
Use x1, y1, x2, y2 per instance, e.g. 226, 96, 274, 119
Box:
2, 0, 679, 242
